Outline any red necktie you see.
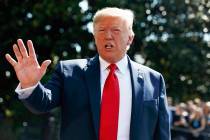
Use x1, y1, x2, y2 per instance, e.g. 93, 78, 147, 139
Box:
99, 64, 120, 140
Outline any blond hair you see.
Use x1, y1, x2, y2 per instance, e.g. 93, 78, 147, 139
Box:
93, 7, 134, 35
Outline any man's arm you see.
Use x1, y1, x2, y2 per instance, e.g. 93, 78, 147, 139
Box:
19, 62, 63, 114
15, 83, 39, 99
155, 75, 171, 140
5, 39, 55, 113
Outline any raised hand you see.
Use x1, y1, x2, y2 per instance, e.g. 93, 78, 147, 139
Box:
5, 39, 51, 88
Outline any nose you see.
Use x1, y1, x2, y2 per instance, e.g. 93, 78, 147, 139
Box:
104, 30, 113, 40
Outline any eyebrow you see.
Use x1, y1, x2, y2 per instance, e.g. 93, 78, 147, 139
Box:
97, 25, 121, 28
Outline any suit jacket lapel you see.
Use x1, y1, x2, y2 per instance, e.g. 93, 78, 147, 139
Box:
84, 55, 101, 140
128, 57, 144, 140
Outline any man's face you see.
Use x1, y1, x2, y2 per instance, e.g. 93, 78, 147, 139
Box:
94, 16, 134, 63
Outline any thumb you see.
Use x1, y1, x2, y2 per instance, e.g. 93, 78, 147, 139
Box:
40, 60, 51, 76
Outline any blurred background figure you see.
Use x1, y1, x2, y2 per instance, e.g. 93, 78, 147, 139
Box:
203, 102, 210, 140
189, 107, 206, 140
172, 103, 189, 140
173, 103, 188, 128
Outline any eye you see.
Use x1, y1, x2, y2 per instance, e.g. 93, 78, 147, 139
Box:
98, 29, 105, 32
112, 28, 120, 33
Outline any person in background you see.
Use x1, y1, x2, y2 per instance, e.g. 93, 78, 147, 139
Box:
173, 103, 188, 128
5, 7, 170, 140
189, 107, 206, 140
172, 103, 189, 140
202, 102, 210, 140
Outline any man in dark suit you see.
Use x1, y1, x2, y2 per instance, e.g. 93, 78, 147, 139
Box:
5, 7, 170, 140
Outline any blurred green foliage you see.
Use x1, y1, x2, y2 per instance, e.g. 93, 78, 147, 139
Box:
0, 0, 210, 139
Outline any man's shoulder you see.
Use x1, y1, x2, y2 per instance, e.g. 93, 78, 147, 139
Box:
60, 59, 89, 67
57, 56, 98, 71
130, 60, 161, 77
53, 59, 90, 76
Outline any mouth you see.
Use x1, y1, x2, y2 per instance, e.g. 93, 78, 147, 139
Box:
105, 44, 114, 49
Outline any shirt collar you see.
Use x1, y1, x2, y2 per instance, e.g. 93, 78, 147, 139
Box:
99, 55, 128, 74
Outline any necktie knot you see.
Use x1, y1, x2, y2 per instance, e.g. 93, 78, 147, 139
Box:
108, 64, 117, 73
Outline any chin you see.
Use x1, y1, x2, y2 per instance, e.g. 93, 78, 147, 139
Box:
102, 56, 119, 63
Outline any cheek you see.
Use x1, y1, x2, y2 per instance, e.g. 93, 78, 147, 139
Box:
117, 36, 128, 46
94, 36, 103, 44
95, 38, 104, 51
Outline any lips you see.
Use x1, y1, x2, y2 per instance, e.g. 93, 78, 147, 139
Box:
104, 43, 114, 49
105, 44, 113, 49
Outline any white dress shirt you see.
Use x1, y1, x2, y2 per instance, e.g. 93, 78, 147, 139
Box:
16, 55, 132, 140
99, 56, 132, 140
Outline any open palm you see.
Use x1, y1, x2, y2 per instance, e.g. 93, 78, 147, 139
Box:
5, 39, 51, 88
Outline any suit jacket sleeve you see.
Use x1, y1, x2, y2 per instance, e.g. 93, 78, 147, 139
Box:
20, 61, 64, 114
155, 74, 171, 140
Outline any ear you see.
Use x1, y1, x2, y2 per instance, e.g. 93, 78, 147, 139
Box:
93, 31, 97, 40
127, 34, 134, 46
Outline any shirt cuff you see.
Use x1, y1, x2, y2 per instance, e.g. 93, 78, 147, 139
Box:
15, 83, 39, 99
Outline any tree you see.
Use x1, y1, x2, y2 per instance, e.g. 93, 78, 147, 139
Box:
0, 0, 210, 139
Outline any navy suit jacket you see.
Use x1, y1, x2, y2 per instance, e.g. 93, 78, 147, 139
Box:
22, 55, 170, 140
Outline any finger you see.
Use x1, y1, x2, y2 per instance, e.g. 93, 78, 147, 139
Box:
40, 60, 51, 76
17, 39, 28, 58
27, 40, 37, 59
13, 44, 22, 62
5, 54, 17, 67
